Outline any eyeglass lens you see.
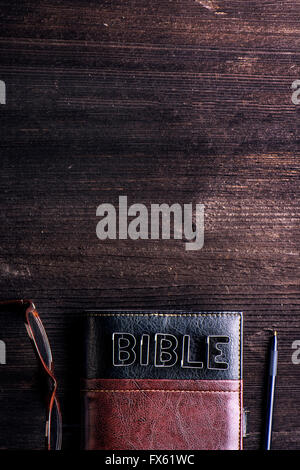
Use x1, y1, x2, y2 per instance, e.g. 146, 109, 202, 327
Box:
27, 311, 53, 370
49, 397, 62, 450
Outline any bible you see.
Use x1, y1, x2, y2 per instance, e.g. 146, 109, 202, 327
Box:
81, 311, 243, 450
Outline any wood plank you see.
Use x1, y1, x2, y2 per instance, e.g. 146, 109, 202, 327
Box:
0, 0, 299, 450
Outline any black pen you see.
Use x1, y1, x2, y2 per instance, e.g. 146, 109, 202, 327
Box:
264, 330, 278, 450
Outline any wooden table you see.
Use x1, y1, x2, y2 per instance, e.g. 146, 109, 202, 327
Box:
0, 0, 299, 450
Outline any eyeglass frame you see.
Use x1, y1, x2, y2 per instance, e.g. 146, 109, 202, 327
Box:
0, 299, 62, 450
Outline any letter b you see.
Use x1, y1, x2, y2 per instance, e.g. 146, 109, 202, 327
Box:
113, 333, 136, 366
155, 333, 178, 367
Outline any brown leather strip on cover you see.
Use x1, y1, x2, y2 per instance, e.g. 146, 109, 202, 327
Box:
82, 378, 243, 450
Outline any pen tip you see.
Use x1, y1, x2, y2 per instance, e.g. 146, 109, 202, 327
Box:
274, 330, 277, 336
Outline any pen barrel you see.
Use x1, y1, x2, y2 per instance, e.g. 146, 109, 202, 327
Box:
265, 333, 278, 450
269, 350, 278, 376
265, 374, 276, 450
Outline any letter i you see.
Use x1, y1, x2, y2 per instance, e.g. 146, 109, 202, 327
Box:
140, 335, 150, 366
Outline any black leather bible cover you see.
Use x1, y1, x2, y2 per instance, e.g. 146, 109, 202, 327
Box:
81, 311, 243, 450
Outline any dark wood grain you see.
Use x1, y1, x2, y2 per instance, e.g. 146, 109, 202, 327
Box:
0, 0, 299, 450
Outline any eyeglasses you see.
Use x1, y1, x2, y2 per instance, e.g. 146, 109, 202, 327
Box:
0, 299, 62, 450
